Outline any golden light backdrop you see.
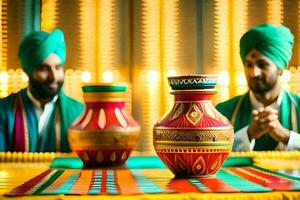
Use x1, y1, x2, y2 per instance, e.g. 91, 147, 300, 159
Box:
1, 0, 300, 153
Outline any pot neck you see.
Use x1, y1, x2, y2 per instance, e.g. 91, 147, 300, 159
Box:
85, 101, 125, 109
83, 91, 126, 109
172, 89, 216, 101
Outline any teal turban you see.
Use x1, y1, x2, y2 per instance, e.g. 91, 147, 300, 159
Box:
240, 23, 294, 70
18, 29, 66, 74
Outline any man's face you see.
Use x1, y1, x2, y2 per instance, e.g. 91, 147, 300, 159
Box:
244, 49, 282, 94
29, 53, 64, 100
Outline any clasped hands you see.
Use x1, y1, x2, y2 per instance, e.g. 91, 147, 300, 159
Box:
247, 107, 290, 144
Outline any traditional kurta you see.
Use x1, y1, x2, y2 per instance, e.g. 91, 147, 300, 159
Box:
216, 91, 300, 151
0, 88, 84, 152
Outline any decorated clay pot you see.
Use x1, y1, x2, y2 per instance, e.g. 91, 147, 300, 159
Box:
153, 74, 233, 177
68, 84, 140, 167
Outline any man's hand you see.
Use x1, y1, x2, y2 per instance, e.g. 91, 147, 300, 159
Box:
267, 121, 290, 145
247, 107, 274, 140
247, 107, 290, 144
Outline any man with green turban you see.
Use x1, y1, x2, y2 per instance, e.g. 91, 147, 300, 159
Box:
216, 23, 300, 151
0, 29, 84, 152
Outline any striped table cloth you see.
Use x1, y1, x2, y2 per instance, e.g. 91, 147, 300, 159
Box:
6, 165, 300, 196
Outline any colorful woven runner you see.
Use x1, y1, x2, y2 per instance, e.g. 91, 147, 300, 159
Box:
6, 166, 300, 196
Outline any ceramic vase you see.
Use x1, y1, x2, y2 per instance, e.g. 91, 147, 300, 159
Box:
68, 84, 140, 167
153, 75, 233, 177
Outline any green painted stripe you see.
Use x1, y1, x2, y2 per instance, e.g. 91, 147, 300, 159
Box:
126, 156, 166, 169
82, 85, 126, 92
46, 172, 80, 194
88, 170, 102, 194
252, 165, 300, 181
251, 166, 300, 190
170, 83, 216, 90
130, 169, 163, 193
217, 169, 271, 192
188, 179, 209, 192
222, 157, 253, 167
33, 169, 65, 194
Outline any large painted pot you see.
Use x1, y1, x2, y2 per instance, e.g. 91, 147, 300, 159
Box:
68, 84, 140, 167
153, 75, 233, 177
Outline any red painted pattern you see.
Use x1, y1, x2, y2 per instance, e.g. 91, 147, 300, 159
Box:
71, 102, 138, 129
158, 102, 229, 128
197, 178, 240, 193
242, 167, 292, 190
225, 167, 292, 190
174, 92, 215, 101
157, 152, 229, 177
168, 178, 199, 193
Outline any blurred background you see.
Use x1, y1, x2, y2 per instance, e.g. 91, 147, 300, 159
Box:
0, 0, 300, 154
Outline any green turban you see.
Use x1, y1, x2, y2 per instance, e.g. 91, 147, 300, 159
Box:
240, 23, 294, 70
18, 29, 66, 74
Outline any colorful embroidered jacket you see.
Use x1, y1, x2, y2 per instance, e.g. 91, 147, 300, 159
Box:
216, 91, 300, 151
0, 89, 84, 152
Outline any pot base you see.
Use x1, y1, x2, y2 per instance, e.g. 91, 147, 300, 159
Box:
76, 149, 132, 167
175, 174, 216, 179
156, 151, 230, 177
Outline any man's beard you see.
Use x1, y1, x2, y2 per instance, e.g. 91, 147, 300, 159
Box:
249, 76, 277, 94
29, 77, 64, 100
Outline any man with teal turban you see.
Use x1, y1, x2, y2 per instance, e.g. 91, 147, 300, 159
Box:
0, 29, 84, 152
216, 23, 300, 151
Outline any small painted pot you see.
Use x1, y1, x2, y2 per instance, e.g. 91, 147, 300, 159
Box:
153, 74, 233, 177
68, 84, 140, 167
